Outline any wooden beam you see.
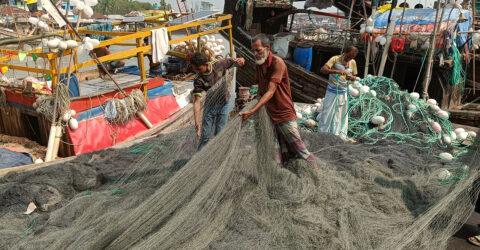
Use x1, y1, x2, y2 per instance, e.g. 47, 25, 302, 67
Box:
59, 46, 152, 74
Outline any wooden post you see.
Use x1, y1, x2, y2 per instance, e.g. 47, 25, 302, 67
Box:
197, 25, 201, 51
422, 0, 445, 99
473, 0, 476, 94
364, 10, 376, 78
228, 19, 234, 57
342, 0, 356, 53
50, 57, 57, 93
377, 16, 398, 76
136, 37, 147, 100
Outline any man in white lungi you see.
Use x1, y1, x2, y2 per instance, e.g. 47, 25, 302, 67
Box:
317, 46, 358, 140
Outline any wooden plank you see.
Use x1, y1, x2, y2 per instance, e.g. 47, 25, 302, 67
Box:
0, 63, 54, 75
77, 30, 133, 36
4, 89, 37, 107
447, 109, 480, 128
59, 46, 151, 74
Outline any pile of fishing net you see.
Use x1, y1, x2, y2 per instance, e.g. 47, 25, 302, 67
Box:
295, 76, 476, 162
0, 92, 479, 249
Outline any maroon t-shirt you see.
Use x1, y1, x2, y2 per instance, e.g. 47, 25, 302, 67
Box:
255, 52, 296, 124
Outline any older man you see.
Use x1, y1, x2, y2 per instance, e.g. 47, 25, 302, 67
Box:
240, 33, 316, 166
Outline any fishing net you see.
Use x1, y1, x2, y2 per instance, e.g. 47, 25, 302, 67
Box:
0, 75, 480, 250
296, 76, 474, 160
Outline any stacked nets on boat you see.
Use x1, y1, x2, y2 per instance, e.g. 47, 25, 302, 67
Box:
104, 89, 147, 124
0, 75, 479, 250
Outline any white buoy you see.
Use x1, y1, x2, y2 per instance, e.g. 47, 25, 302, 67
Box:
380, 36, 387, 45
438, 169, 452, 180
90, 39, 100, 46
84, 0, 98, 6
430, 121, 442, 133
83, 5, 94, 18
458, 131, 468, 141
427, 99, 437, 106
28, 17, 39, 25
296, 112, 303, 120
69, 118, 79, 130
84, 42, 94, 51
66, 40, 78, 49
62, 111, 72, 122
439, 152, 454, 162
370, 90, 377, 97
436, 110, 449, 119
371, 116, 385, 125
40, 14, 50, 20
58, 41, 68, 51
70, 109, 76, 117
47, 38, 60, 49
73, 1, 85, 12
305, 119, 316, 128
410, 92, 420, 100
430, 105, 441, 112
349, 87, 360, 97
303, 106, 312, 116
35, 158, 44, 164
407, 104, 417, 110
353, 81, 362, 89
443, 135, 452, 144
468, 131, 477, 138
450, 131, 457, 141
454, 128, 465, 134
360, 85, 370, 94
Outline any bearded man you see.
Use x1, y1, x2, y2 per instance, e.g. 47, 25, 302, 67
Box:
239, 33, 317, 166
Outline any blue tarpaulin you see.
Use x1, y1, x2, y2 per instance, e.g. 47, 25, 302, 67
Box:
374, 8, 471, 47
0, 148, 33, 169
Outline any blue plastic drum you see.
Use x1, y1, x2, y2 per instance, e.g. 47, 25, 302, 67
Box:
293, 43, 313, 71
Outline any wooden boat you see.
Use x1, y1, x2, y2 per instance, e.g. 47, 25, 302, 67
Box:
0, 12, 236, 163
222, 0, 480, 127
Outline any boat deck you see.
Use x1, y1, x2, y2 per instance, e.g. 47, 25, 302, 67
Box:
78, 73, 142, 96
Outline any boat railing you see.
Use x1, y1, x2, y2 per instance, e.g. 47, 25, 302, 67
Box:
0, 13, 234, 98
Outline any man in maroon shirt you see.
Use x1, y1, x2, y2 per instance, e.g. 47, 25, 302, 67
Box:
239, 34, 316, 166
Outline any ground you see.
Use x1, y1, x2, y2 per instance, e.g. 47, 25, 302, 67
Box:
449, 212, 480, 249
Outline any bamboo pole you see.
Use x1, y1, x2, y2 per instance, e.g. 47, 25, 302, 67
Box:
377, 15, 398, 76
46, 0, 71, 162
364, 9, 376, 78
421, 0, 445, 100
342, 0, 356, 53
473, 0, 476, 94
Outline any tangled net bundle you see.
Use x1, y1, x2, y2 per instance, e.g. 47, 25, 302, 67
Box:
33, 83, 71, 122
296, 76, 473, 160
0, 75, 479, 250
104, 89, 147, 124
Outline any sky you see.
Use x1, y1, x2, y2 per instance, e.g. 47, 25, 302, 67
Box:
142, 0, 436, 13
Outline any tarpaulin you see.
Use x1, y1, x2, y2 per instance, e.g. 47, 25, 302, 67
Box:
67, 95, 180, 155
0, 148, 33, 169
374, 8, 471, 47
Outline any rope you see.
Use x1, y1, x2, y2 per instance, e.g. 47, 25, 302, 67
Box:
33, 83, 70, 122
104, 89, 147, 124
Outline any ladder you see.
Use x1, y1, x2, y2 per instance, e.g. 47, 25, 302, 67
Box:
176, 0, 188, 14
